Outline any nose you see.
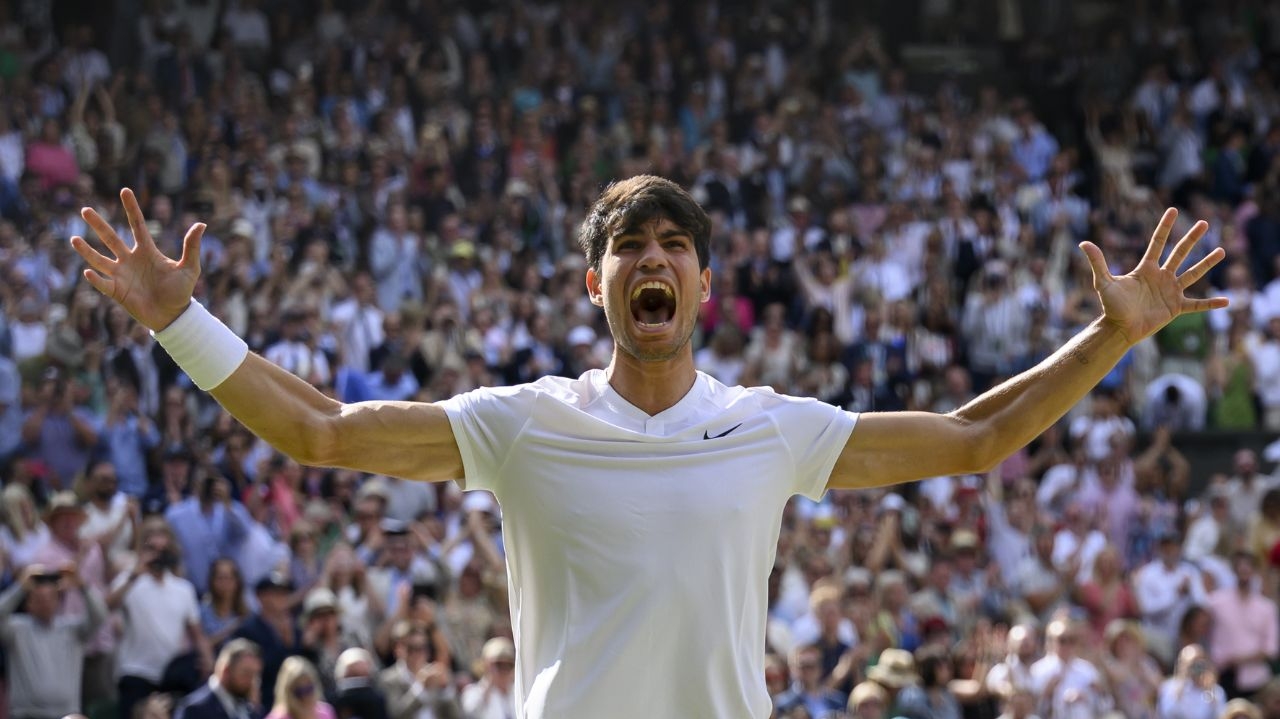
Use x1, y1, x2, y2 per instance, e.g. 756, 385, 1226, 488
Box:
636, 238, 668, 270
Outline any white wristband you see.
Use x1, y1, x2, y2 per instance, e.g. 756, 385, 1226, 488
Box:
151, 299, 249, 391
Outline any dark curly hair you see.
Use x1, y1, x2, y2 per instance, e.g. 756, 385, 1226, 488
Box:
577, 175, 711, 274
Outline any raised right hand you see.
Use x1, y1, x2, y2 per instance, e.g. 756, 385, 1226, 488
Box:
70, 188, 207, 332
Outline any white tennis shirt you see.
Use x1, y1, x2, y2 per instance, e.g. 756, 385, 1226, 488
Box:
441, 369, 857, 718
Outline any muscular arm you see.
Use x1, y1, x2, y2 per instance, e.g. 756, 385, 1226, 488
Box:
830, 319, 1129, 488
209, 353, 464, 484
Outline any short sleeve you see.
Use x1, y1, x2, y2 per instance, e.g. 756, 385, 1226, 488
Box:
766, 395, 858, 501
438, 385, 538, 494
182, 580, 200, 625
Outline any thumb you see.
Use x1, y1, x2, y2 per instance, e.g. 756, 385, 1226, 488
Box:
178, 222, 206, 273
1078, 241, 1112, 285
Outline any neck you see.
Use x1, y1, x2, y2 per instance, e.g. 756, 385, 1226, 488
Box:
605, 351, 697, 416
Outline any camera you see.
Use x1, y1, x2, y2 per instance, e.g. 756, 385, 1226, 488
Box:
411, 582, 438, 603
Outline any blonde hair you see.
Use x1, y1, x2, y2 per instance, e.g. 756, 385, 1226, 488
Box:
1, 484, 37, 540
273, 656, 322, 717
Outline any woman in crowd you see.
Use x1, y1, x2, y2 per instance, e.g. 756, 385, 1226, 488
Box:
267, 656, 336, 719
202, 556, 251, 647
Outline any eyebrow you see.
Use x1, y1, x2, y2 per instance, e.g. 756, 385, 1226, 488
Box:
612, 227, 691, 245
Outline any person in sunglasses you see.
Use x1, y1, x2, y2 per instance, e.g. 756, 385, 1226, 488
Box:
267, 657, 334, 719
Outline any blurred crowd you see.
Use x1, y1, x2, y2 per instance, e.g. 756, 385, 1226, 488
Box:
2, 0, 1280, 718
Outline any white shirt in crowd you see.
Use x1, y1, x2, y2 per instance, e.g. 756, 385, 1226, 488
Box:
1029, 655, 1111, 719
441, 370, 856, 719
111, 570, 200, 682
1134, 560, 1208, 654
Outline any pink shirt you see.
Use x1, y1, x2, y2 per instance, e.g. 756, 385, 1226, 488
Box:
1207, 588, 1279, 691
265, 702, 335, 719
30, 538, 114, 654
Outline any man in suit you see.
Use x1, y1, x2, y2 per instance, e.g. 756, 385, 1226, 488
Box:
174, 639, 264, 719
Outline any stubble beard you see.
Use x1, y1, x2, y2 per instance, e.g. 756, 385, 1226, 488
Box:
605, 303, 697, 363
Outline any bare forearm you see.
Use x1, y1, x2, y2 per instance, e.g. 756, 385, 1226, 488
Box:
209, 353, 339, 465
953, 318, 1130, 470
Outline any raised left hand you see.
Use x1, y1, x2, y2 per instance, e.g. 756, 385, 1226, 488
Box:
1080, 208, 1229, 344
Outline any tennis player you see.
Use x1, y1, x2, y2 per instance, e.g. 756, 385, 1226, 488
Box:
70, 177, 1226, 718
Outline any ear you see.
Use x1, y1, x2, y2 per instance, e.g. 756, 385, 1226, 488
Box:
586, 267, 604, 307
699, 267, 712, 303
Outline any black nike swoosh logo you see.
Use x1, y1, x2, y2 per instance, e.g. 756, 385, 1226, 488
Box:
703, 423, 743, 440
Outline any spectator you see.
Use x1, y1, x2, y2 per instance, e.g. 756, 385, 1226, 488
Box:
173, 639, 265, 719
376, 621, 460, 719
846, 680, 890, 719
331, 648, 388, 719
1207, 552, 1279, 699
459, 637, 516, 719
110, 517, 213, 719
78, 457, 138, 571
1097, 619, 1162, 719
1158, 644, 1227, 719
202, 557, 251, 648
233, 572, 305, 705
1076, 546, 1140, 644
300, 588, 347, 699
1028, 619, 1112, 719
101, 380, 161, 497
30, 491, 115, 712
868, 647, 927, 717
266, 657, 335, 719
774, 643, 848, 717
165, 474, 251, 596
1134, 529, 1209, 664
1224, 450, 1280, 530
986, 624, 1039, 700
1, 483, 50, 569
0, 563, 106, 719
20, 366, 100, 490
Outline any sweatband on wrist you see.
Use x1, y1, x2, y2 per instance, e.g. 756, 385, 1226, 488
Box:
151, 299, 249, 391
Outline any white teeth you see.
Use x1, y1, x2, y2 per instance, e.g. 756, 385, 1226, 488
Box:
630, 281, 675, 301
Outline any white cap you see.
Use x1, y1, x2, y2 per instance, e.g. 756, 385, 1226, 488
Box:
566, 325, 596, 347
880, 493, 906, 512
462, 491, 500, 518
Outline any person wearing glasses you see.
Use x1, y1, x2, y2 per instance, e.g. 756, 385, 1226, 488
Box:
461, 637, 516, 719
267, 657, 334, 719
377, 621, 460, 719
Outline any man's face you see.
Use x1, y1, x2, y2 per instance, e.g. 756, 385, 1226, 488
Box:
385, 536, 412, 571
27, 582, 58, 622
49, 512, 84, 544
586, 217, 709, 363
91, 464, 118, 499
221, 655, 262, 699
258, 588, 290, 614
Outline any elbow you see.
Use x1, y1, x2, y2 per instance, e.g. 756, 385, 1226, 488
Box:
949, 414, 1003, 474
295, 405, 342, 467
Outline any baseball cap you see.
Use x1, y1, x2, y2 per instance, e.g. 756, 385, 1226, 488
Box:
254, 571, 295, 593
302, 588, 339, 620
481, 637, 515, 662
566, 326, 596, 347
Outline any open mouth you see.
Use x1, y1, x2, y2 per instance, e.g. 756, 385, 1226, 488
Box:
629, 281, 676, 328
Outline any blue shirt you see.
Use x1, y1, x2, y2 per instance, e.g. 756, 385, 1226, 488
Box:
103, 415, 161, 497
164, 498, 251, 595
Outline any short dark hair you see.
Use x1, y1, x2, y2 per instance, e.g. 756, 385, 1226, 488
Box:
577, 175, 711, 274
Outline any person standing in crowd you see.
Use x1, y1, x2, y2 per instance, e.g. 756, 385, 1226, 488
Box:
30, 491, 116, 714
1134, 529, 1208, 665
1157, 644, 1227, 719
1207, 551, 1279, 698
1029, 619, 1112, 719
460, 637, 517, 719
266, 657, 335, 719
109, 518, 213, 719
165, 473, 251, 595
377, 621, 460, 719
0, 563, 106, 719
